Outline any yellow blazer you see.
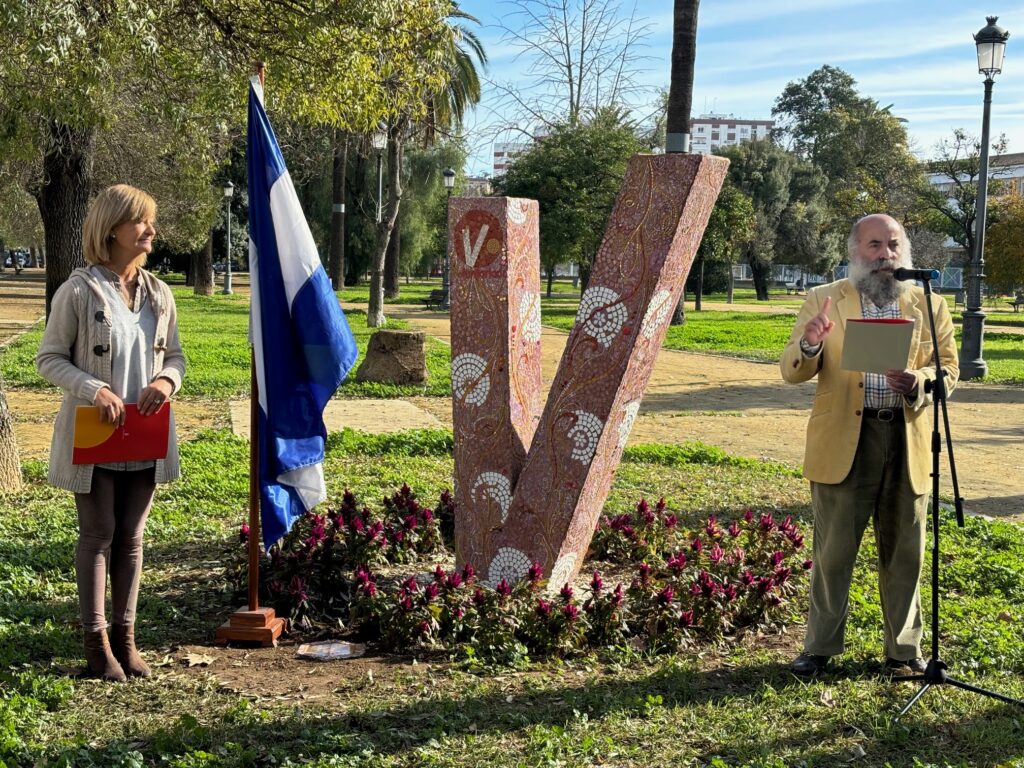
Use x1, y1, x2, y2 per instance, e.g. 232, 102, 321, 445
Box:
780, 278, 959, 494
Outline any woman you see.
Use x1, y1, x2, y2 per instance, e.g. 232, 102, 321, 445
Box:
37, 184, 185, 682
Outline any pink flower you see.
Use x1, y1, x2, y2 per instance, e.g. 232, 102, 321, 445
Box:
462, 563, 476, 583
418, 620, 431, 636
678, 610, 694, 627
664, 513, 678, 530
774, 567, 791, 586
727, 521, 741, 538
789, 532, 805, 549
756, 576, 774, 597
667, 551, 687, 572
472, 588, 488, 606
722, 584, 738, 602
563, 603, 579, 622
590, 570, 604, 594
705, 515, 721, 538
740, 569, 755, 587
238, 523, 250, 543
638, 563, 653, 586
690, 537, 703, 554
611, 583, 625, 607
434, 565, 447, 583
423, 583, 441, 602
535, 598, 553, 618
289, 576, 308, 604
446, 573, 464, 590
709, 543, 724, 564
559, 583, 574, 603
802, 559, 813, 571
403, 576, 420, 593
496, 579, 512, 597
759, 513, 775, 532
399, 595, 414, 612
656, 585, 675, 605
743, 508, 754, 524
421, 507, 434, 522
528, 561, 544, 584
770, 550, 785, 567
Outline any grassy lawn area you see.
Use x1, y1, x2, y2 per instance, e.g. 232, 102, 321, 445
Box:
2, 276, 1024, 765
2, 428, 1024, 766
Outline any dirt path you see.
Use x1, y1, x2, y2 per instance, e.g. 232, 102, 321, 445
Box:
4, 271, 1022, 520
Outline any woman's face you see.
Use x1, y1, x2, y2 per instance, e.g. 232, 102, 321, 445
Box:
109, 218, 156, 263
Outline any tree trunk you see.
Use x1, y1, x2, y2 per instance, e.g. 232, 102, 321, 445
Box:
328, 128, 348, 290
0, 377, 22, 492
666, 0, 700, 152
670, 295, 686, 325
384, 213, 400, 299
546, 266, 555, 298
0, 238, 5, 272
193, 235, 214, 296
727, 267, 735, 303
749, 258, 770, 301
579, 262, 591, 294
694, 254, 704, 311
367, 126, 405, 328
36, 122, 95, 318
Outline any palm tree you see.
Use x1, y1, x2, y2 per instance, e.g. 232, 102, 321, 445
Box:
667, 0, 700, 325
381, 4, 488, 301
369, 3, 488, 320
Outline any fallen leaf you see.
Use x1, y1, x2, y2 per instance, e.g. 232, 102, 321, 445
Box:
182, 652, 216, 667
847, 744, 866, 761
998, 611, 1014, 622
819, 689, 835, 707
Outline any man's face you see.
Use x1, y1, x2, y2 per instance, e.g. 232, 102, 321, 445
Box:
849, 216, 910, 305
855, 217, 904, 273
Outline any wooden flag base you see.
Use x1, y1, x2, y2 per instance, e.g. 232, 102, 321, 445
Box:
214, 606, 286, 646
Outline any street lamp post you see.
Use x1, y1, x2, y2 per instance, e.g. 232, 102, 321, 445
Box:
222, 181, 234, 295
371, 128, 387, 224
961, 16, 1010, 380
442, 168, 456, 310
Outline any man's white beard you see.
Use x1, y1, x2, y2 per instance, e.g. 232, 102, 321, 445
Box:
849, 259, 910, 306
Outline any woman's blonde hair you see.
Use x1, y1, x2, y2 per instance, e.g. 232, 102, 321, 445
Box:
82, 184, 157, 265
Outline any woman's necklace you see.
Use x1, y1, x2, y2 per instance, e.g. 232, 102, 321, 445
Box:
119, 273, 139, 310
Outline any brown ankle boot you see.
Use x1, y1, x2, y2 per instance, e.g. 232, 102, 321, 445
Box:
83, 629, 126, 682
110, 624, 151, 678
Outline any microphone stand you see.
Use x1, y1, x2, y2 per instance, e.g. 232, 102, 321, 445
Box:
893, 275, 1023, 718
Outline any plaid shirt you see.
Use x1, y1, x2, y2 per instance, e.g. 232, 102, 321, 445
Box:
861, 296, 903, 409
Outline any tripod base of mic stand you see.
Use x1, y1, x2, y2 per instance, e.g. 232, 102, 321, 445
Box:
893, 658, 1024, 719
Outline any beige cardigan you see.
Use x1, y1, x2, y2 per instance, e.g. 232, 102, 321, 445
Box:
36, 267, 186, 492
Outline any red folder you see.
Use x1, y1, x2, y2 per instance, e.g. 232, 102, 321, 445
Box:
72, 403, 170, 465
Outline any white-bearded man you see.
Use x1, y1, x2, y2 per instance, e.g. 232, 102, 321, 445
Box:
780, 214, 959, 677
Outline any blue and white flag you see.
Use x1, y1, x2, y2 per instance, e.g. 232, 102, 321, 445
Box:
247, 76, 358, 550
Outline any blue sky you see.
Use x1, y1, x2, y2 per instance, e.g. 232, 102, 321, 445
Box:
456, 0, 1024, 175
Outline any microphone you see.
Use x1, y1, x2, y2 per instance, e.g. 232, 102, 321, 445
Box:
893, 267, 939, 282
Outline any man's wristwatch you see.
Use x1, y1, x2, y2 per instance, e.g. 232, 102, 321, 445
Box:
799, 336, 822, 357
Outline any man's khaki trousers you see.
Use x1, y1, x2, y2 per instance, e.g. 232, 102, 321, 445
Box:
804, 416, 929, 660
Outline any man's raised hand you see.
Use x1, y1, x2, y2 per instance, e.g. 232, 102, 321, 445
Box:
803, 296, 834, 346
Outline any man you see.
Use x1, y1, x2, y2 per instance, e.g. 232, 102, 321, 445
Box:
780, 214, 959, 677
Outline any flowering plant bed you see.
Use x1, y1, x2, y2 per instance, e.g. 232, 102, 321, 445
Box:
232, 489, 809, 660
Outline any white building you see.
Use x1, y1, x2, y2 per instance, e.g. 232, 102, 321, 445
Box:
926, 151, 1024, 198
493, 141, 530, 174
689, 113, 773, 155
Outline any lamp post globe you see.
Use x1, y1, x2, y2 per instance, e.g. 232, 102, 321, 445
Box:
441, 168, 456, 310
961, 16, 1010, 380
371, 128, 387, 224
221, 181, 234, 295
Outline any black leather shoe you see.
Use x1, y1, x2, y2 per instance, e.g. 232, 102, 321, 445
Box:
885, 657, 927, 674
791, 653, 830, 677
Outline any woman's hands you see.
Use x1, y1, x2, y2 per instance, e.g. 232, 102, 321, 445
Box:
138, 377, 173, 416
94, 377, 173, 423
94, 387, 126, 425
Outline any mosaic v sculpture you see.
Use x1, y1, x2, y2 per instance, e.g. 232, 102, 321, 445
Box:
450, 153, 728, 588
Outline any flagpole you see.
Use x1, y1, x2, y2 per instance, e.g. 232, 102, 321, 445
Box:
247, 61, 266, 613
216, 60, 285, 647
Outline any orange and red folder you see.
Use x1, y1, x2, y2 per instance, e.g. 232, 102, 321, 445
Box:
72, 404, 170, 465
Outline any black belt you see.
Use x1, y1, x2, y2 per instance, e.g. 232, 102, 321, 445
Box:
862, 407, 903, 423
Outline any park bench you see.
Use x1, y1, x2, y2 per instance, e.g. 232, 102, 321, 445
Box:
1011, 295, 1024, 313
422, 289, 448, 310
784, 281, 803, 295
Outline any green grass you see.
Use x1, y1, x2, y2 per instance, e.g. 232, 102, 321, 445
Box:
2, 429, 1024, 766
